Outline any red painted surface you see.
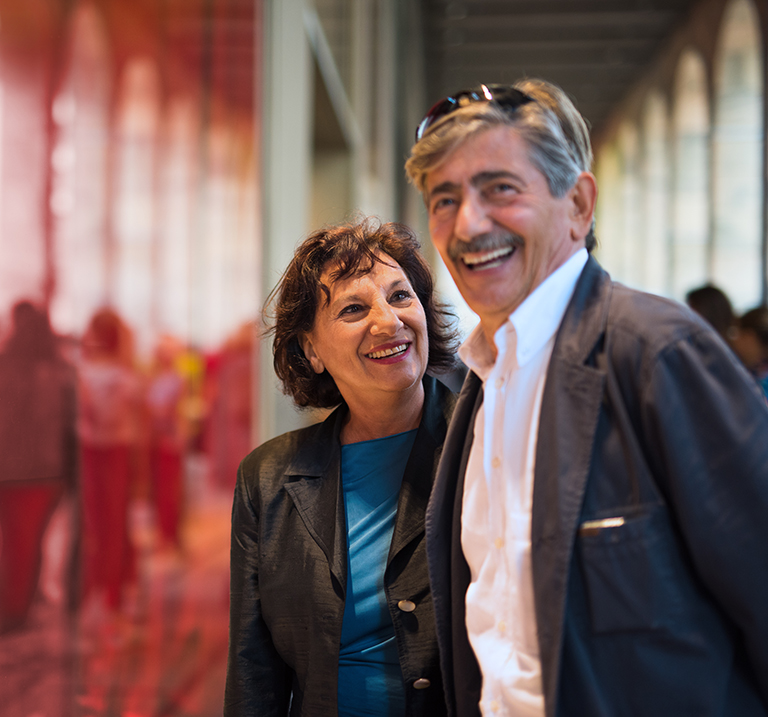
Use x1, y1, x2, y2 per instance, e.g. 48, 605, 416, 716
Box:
0, 2, 262, 713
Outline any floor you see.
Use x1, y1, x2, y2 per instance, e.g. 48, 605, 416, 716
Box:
0, 465, 233, 717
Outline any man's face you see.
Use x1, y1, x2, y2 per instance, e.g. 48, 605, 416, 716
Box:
425, 125, 593, 338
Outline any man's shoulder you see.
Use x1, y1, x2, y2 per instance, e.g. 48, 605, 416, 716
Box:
604, 281, 713, 356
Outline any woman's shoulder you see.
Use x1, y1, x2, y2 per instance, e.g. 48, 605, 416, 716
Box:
238, 408, 342, 484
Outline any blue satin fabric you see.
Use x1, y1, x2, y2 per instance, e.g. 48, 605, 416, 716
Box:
337, 429, 418, 717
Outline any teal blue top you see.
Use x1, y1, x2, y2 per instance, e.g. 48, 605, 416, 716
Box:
337, 428, 418, 717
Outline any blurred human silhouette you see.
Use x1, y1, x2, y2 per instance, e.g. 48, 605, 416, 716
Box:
146, 335, 187, 551
77, 308, 142, 616
685, 284, 736, 341
207, 322, 255, 491
0, 301, 77, 633
730, 306, 768, 397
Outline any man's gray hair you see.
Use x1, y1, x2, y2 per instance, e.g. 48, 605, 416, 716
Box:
406, 78, 596, 251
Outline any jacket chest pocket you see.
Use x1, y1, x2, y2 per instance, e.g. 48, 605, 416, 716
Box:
577, 506, 681, 633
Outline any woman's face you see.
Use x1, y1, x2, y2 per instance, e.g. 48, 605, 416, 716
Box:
300, 254, 429, 409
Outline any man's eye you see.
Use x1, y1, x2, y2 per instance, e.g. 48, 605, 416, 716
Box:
431, 196, 455, 213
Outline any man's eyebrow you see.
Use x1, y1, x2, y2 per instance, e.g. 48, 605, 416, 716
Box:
470, 170, 523, 187
427, 180, 459, 202
428, 170, 524, 202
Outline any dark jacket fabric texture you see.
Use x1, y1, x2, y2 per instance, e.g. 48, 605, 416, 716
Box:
427, 257, 768, 717
225, 375, 455, 716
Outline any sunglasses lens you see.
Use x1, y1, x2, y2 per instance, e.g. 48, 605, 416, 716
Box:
415, 96, 458, 142
414, 85, 532, 141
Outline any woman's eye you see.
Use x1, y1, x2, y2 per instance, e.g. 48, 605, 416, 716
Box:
339, 304, 362, 316
390, 290, 412, 303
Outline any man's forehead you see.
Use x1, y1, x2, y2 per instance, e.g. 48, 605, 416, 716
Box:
424, 125, 530, 190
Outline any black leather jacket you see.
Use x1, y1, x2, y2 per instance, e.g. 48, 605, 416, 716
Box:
225, 375, 455, 716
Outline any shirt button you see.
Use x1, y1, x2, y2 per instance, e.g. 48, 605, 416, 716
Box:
491, 456, 501, 469
494, 537, 504, 549
490, 700, 500, 713
398, 599, 416, 613
413, 678, 431, 690
498, 621, 506, 633
495, 377, 503, 389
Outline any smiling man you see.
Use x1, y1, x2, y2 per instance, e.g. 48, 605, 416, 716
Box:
406, 79, 768, 717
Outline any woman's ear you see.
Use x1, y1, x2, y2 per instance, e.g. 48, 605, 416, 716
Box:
298, 334, 325, 374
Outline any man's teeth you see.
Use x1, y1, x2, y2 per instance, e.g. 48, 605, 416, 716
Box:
461, 246, 514, 266
367, 344, 408, 359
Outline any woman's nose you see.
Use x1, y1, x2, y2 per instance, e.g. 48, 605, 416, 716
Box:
370, 301, 402, 336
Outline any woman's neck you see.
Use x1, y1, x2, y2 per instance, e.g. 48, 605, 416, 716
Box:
340, 382, 424, 445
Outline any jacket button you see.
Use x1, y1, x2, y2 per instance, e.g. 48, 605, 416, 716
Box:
397, 599, 416, 612
413, 678, 431, 690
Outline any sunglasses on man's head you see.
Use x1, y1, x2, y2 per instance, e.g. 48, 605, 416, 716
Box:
414, 84, 534, 142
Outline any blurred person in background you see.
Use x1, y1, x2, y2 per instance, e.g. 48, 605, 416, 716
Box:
730, 306, 768, 398
225, 219, 460, 716
685, 284, 736, 342
146, 335, 187, 552
207, 322, 255, 492
0, 301, 77, 633
77, 308, 142, 619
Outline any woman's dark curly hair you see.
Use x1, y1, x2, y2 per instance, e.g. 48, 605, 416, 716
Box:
266, 218, 459, 409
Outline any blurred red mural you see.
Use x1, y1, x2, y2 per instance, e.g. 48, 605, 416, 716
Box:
0, 1, 262, 715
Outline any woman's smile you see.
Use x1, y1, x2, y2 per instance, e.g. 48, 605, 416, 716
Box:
366, 341, 411, 361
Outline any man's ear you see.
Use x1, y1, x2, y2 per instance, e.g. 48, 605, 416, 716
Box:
298, 334, 325, 374
568, 171, 597, 243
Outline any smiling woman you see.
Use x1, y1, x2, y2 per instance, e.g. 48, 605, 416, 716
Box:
270, 218, 458, 410
225, 218, 461, 717
299, 259, 429, 444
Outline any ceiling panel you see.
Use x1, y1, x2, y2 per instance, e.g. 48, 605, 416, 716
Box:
421, 0, 700, 136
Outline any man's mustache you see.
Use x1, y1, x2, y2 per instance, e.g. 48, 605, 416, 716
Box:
448, 231, 524, 261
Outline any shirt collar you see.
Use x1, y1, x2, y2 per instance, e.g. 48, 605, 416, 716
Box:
459, 248, 588, 377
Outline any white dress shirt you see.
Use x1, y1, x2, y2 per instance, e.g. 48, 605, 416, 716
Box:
458, 249, 588, 717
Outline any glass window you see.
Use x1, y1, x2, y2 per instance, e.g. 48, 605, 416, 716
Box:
113, 57, 161, 356
671, 48, 710, 301
619, 122, 642, 288
641, 90, 671, 296
594, 142, 623, 277
711, 0, 763, 310
49, 2, 111, 337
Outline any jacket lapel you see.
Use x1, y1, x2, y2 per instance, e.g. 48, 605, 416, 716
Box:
531, 257, 612, 717
388, 376, 454, 562
283, 407, 348, 593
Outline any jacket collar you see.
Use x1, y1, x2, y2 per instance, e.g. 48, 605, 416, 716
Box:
283, 375, 455, 594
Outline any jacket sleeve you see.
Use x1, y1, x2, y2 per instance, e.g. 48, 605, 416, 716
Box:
224, 460, 292, 716
640, 326, 768, 699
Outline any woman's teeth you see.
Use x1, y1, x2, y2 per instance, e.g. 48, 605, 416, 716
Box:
367, 344, 408, 359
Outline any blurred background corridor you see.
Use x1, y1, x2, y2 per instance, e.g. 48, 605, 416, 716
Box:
1, 0, 767, 715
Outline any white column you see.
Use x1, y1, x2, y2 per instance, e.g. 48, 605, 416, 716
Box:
258, 0, 314, 443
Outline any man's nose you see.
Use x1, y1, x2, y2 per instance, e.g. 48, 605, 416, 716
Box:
454, 192, 493, 241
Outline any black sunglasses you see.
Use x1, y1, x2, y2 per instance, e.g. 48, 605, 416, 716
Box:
415, 84, 533, 142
